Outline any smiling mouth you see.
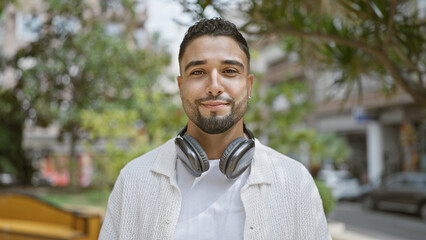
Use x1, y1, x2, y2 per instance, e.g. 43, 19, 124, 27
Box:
200, 101, 230, 109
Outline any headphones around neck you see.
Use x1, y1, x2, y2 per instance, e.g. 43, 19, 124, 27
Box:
174, 124, 255, 180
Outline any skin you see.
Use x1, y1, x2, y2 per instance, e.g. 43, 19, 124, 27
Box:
177, 36, 254, 159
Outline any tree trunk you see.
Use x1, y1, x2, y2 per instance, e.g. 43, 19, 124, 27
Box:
69, 127, 78, 187
0, 90, 32, 185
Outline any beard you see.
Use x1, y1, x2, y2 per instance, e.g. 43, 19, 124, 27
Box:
182, 95, 249, 134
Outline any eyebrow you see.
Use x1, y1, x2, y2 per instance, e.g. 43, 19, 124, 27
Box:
184, 59, 246, 72
184, 60, 206, 72
222, 60, 244, 70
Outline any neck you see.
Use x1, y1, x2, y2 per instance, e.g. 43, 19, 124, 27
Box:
186, 120, 245, 159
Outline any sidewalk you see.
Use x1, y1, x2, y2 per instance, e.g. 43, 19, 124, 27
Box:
329, 222, 378, 240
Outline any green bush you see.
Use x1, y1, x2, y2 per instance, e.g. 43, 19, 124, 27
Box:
315, 179, 336, 215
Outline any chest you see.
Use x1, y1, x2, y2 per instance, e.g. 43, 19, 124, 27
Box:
174, 160, 248, 239
130, 176, 297, 240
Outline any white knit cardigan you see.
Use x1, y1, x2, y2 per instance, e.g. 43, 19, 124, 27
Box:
99, 138, 331, 240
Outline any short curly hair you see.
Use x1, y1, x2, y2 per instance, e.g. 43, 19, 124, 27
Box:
178, 18, 250, 63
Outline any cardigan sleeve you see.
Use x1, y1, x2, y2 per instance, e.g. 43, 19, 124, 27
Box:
98, 173, 124, 240
296, 167, 332, 240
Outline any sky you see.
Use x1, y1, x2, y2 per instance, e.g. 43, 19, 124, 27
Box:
145, 0, 194, 77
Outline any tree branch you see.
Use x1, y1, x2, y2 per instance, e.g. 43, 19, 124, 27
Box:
267, 26, 426, 107
385, 0, 396, 46
240, 1, 426, 107
391, 44, 423, 86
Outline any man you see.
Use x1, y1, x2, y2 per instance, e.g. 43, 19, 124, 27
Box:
99, 18, 331, 240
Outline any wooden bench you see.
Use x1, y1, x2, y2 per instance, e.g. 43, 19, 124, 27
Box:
0, 193, 101, 240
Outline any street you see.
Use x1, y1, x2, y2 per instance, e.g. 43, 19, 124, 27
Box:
328, 202, 426, 240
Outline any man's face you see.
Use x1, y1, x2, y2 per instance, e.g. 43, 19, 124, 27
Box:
178, 36, 253, 134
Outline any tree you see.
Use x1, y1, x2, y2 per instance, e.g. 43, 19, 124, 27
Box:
0, 0, 169, 184
81, 89, 186, 187
245, 77, 347, 212
176, 0, 426, 107
245, 77, 350, 167
0, 0, 26, 181
0, 0, 14, 16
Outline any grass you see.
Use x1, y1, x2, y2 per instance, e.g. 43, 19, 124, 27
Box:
37, 188, 111, 212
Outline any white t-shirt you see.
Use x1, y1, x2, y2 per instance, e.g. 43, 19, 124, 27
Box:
174, 159, 249, 240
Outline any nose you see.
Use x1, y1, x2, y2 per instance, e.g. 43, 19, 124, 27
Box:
206, 70, 224, 96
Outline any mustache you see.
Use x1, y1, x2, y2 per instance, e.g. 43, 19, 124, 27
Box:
195, 95, 234, 104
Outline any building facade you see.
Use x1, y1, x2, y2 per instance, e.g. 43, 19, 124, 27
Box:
252, 42, 426, 186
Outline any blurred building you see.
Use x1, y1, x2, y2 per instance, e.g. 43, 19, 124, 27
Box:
252, 40, 426, 186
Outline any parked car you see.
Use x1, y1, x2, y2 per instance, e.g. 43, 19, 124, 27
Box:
362, 172, 426, 222
318, 169, 362, 201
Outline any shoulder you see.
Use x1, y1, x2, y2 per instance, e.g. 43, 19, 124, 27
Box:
254, 140, 319, 199
120, 138, 174, 177
122, 146, 160, 172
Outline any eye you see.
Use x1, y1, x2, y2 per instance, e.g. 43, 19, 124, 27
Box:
190, 70, 205, 76
223, 69, 238, 74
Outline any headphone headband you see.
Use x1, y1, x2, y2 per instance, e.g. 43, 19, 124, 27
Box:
175, 123, 256, 179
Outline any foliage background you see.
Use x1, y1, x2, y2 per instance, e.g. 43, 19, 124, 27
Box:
0, 0, 379, 199
177, 0, 426, 107
0, 0, 175, 185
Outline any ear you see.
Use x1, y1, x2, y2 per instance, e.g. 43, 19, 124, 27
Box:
247, 73, 254, 98
177, 76, 183, 97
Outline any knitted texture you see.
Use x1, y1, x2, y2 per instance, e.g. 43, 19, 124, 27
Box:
99, 138, 331, 240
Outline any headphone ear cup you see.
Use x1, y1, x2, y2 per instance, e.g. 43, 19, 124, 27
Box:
175, 137, 202, 177
219, 138, 245, 174
220, 138, 255, 179
182, 134, 210, 172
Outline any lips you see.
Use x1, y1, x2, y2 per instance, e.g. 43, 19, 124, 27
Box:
200, 101, 229, 109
